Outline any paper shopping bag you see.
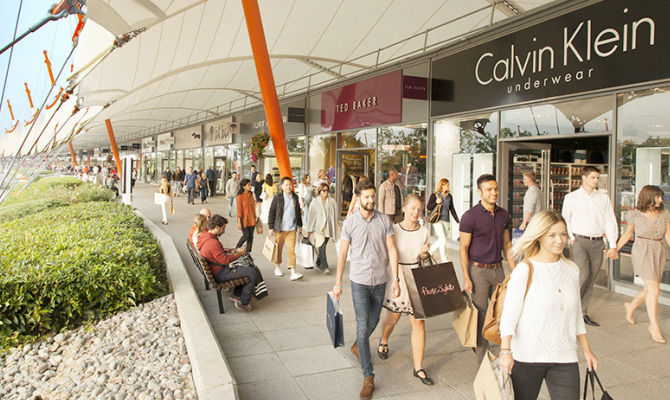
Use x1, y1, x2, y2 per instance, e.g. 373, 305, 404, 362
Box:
296, 241, 314, 269
473, 351, 514, 400
403, 259, 464, 319
169, 201, 175, 215
263, 237, 279, 264
326, 292, 344, 348
154, 193, 165, 205
452, 292, 478, 347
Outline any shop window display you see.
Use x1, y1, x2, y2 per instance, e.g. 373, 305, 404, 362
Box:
262, 136, 306, 183
309, 134, 336, 189
377, 124, 427, 202
616, 86, 670, 290
432, 112, 498, 240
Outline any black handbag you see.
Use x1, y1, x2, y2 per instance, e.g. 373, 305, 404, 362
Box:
402, 257, 464, 319
425, 192, 442, 223
583, 368, 614, 400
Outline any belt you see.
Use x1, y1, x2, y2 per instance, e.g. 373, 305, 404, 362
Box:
472, 261, 501, 269
637, 236, 663, 242
575, 234, 603, 241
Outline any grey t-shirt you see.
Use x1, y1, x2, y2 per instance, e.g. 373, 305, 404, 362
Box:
523, 185, 543, 218
341, 210, 394, 286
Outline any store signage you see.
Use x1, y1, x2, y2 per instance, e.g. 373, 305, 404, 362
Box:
204, 117, 238, 146
157, 132, 174, 151
403, 76, 428, 100
431, 0, 670, 116
174, 125, 202, 149
321, 70, 402, 132
141, 136, 155, 153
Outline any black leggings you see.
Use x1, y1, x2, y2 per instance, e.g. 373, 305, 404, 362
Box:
236, 226, 255, 252
511, 361, 579, 400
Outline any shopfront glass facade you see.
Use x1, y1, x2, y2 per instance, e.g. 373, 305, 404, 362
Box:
377, 124, 427, 202
262, 136, 306, 183
615, 86, 670, 289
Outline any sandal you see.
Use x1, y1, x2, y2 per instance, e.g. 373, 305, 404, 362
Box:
377, 340, 388, 360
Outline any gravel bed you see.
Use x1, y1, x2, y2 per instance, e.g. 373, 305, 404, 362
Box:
0, 295, 196, 400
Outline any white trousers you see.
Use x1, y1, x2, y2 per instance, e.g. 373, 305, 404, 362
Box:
430, 220, 451, 262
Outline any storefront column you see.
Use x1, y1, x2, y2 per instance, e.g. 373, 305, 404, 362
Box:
105, 119, 123, 174
241, 0, 292, 180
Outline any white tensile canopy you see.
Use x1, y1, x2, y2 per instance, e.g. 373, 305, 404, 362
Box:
74, 0, 555, 148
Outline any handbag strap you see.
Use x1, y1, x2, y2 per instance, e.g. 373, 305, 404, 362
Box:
590, 369, 607, 393
582, 369, 595, 400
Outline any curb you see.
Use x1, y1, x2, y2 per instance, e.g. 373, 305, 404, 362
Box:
136, 210, 239, 400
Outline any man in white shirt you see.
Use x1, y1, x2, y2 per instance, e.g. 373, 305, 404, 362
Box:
562, 166, 618, 327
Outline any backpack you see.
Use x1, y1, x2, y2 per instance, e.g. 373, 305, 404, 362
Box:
482, 259, 534, 346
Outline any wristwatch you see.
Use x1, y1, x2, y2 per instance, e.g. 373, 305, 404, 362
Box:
393, 277, 400, 282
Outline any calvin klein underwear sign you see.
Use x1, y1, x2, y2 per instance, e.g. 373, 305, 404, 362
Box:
431, 0, 669, 116
321, 70, 402, 132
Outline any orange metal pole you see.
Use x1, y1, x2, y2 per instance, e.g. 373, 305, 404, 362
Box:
241, 0, 292, 181
105, 119, 123, 174
68, 142, 77, 167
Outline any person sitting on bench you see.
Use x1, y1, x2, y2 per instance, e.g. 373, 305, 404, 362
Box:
197, 214, 257, 312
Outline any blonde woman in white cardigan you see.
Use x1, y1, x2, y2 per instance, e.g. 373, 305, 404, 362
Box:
499, 210, 598, 400
304, 183, 338, 273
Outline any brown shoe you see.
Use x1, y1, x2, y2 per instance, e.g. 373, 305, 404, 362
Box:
351, 343, 359, 361
360, 376, 374, 400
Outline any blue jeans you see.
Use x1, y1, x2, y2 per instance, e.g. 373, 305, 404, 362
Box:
228, 195, 237, 217
351, 281, 387, 377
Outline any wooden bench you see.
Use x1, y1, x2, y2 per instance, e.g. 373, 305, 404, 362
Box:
186, 240, 249, 313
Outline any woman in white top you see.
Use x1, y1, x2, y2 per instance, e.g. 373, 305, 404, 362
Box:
191, 213, 208, 247
378, 195, 433, 385
499, 209, 598, 400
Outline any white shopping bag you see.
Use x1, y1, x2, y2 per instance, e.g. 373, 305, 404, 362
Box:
295, 241, 314, 269
154, 193, 167, 205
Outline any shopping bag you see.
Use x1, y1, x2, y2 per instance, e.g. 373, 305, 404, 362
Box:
335, 238, 350, 261
473, 351, 514, 400
169, 201, 175, 215
452, 292, 478, 347
154, 193, 166, 205
583, 368, 614, 400
255, 221, 263, 234
296, 240, 314, 269
403, 258, 464, 319
326, 292, 344, 348
512, 228, 524, 243
263, 237, 279, 264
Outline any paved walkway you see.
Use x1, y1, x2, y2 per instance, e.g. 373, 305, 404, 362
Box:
131, 183, 670, 399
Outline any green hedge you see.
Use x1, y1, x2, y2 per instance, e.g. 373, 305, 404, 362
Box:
0, 202, 166, 347
1, 176, 87, 207
0, 198, 69, 224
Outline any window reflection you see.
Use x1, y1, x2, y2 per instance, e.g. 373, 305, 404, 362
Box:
616, 86, 670, 288
501, 96, 612, 137
377, 124, 427, 202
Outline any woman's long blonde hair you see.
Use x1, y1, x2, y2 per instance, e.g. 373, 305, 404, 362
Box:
512, 209, 568, 260
160, 177, 170, 193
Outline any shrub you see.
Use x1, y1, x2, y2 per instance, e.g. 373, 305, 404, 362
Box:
1, 177, 84, 207
0, 202, 167, 347
1, 177, 113, 208
0, 198, 69, 224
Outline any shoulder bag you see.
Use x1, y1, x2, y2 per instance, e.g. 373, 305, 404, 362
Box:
482, 260, 534, 345
425, 192, 442, 223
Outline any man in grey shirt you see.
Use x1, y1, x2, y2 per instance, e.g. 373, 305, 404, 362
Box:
333, 179, 399, 400
226, 172, 239, 218
520, 171, 543, 231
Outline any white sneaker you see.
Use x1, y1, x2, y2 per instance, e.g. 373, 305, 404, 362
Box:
274, 267, 284, 277
290, 270, 304, 281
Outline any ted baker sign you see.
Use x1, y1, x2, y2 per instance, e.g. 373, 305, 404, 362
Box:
431, 0, 669, 116
321, 70, 401, 132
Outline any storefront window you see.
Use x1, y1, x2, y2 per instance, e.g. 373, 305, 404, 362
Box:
432, 112, 498, 239
309, 134, 336, 190
338, 129, 376, 149
262, 137, 306, 183
377, 124, 427, 202
501, 96, 613, 137
615, 86, 670, 290
176, 150, 184, 170
204, 147, 214, 172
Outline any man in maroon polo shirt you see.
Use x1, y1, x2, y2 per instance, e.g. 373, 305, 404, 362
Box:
459, 174, 516, 364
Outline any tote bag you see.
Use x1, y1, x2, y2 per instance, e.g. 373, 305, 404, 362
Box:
452, 292, 478, 347
403, 258, 464, 319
